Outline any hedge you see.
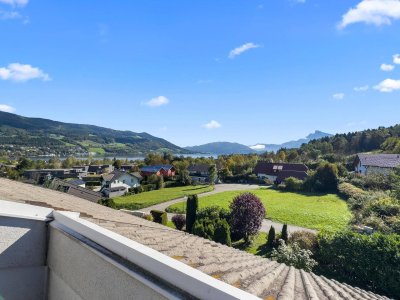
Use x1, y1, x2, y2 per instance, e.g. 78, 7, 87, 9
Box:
338, 182, 366, 200
317, 231, 400, 298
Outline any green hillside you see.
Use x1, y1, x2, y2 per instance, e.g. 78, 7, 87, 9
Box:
0, 111, 189, 157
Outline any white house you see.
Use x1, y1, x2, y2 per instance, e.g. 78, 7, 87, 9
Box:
101, 170, 142, 190
354, 153, 400, 176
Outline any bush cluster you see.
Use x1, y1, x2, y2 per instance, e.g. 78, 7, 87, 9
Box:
317, 231, 400, 298
192, 206, 232, 246
150, 210, 168, 225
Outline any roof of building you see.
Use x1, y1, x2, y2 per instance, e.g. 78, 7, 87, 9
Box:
356, 153, 400, 168
67, 179, 86, 186
102, 170, 142, 182
49, 178, 102, 203
276, 170, 309, 183
254, 162, 309, 175
88, 165, 113, 172
140, 165, 175, 173
0, 178, 389, 300
188, 163, 210, 174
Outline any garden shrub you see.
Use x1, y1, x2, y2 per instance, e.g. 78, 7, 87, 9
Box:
150, 210, 168, 225
289, 231, 318, 254
213, 219, 232, 246
186, 194, 198, 233
229, 192, 266, 242
171, 214, 186, 230
284, 177, 303, 191
98, 198, 116, 208
317, 231, 400, 298
271, 240, 317, 272
338, 182, 366, 201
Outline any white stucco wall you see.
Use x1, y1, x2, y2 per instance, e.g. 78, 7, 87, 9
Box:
47, 226, 170, 300
0, 216, 48, 300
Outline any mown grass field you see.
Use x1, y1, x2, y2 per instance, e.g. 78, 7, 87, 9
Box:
166, 188, 351, 231
113, 185, 214, 210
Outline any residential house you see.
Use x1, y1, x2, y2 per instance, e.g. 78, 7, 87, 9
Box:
354, 153, 400, 175
120, 164, 137, 172
254, 161, 308, 184
101, 170, 142, 198
0, 178, 389, 300
23, 169, 81, 184
88, 164, 114, 175
188, 163, 219, 183
140, 165, 176, 177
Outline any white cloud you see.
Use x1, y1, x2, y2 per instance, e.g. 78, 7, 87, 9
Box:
0, 10, 20, 19
250, 144, 266, 150
228, 43, 260, 59
0, 0, 28, 6
381, 63, 395, 71
0, 63, 50, 82
354, 85, 369, 92
333, 93, 345, 100
143, 96, 169, 107
338, 0, 400, 29
374, 78, 400, 92
203, 120, 221, 129
393, 54, 400, 64
0, 104, 16, 113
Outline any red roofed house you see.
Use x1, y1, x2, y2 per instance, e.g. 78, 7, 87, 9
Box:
254, 161, 308, 184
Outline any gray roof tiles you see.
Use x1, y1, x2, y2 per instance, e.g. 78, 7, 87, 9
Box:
0, 178, 390, 299
357, 153, 400, 168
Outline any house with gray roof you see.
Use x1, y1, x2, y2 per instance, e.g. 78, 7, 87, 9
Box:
354, 153, 400, 175
0, 178, 391, 300
101, 170, 142, 198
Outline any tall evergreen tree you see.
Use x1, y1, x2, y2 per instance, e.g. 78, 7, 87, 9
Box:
267, 226, 276, 249
186, 195, 198, 233
281, 224, 288, 243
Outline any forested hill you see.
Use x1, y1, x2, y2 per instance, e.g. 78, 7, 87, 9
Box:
299, 124, 400, 156
0, 111, 188, 156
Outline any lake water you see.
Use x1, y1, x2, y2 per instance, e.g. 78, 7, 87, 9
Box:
29, 153, 218, 161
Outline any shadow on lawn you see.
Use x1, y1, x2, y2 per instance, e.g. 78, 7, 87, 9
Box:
233, 239, 270, 257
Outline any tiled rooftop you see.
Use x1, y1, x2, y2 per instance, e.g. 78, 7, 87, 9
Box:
0, 178, 390, 299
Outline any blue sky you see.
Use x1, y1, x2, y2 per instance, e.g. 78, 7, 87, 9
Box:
1, 0, 400, 147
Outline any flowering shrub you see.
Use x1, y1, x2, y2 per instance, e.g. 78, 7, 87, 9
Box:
271, 240, 317, 272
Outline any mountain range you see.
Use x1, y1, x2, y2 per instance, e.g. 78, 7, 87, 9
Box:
249, 130, 333, 153
0, 111, 188, 157
185, 131, 333, 155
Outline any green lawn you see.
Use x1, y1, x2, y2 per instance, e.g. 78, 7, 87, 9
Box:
166, 188, 351, 231
113, 185, 214, 210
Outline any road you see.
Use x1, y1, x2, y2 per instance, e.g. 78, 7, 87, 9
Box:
142, 184, 317, 234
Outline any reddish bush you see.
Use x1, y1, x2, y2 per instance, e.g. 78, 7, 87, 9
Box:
229, 192, 266, 242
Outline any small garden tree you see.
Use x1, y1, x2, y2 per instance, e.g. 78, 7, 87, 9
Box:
208, 164, 217, 184
214, 219, 232, 246
266, 226, 276, 249
229, 192, 266, 243
281, 224, 288, 243
186, 195, 198, 233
